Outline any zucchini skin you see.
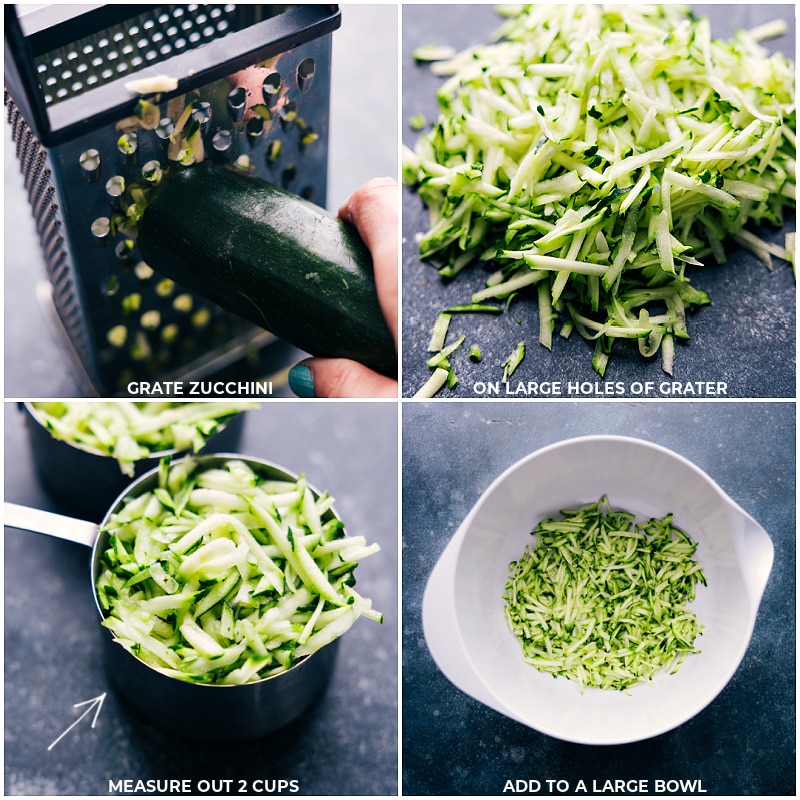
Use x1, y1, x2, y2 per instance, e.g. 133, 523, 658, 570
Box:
137, 164, 396, 376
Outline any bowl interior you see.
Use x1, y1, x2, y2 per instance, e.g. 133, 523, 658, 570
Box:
453, 436, 770, 744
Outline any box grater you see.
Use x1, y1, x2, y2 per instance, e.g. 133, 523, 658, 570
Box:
5, 4, 341, 395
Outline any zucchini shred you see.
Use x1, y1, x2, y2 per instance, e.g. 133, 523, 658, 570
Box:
95, 457, 382, 685
404, 4, 796, 392
502, 497, 707, 691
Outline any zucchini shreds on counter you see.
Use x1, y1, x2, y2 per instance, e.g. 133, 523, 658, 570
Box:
503, 497, 706, 691
405, 5, 796, 390
96, 457, 382, 684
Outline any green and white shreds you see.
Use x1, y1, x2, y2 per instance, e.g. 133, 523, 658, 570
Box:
503, 497, 706, 691
405, 5, 796, 382
96, 457, 382, 685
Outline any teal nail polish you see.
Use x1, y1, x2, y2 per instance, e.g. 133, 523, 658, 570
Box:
288, 364, 315, 398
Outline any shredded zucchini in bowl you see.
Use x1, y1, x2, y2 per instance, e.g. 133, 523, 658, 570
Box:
405, 5, 796, 388
503, 497, 706, 691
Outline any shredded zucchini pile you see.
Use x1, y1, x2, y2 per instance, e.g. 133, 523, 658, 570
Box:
96, 457, 382, 685
405, 5, 796, 386
503, 497, 706, 691
32, 401, 255, 476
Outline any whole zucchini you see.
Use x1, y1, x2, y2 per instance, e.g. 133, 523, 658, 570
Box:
137, 164, 396, 376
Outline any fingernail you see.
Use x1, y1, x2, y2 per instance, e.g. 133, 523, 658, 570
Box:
288, 364, 315, 398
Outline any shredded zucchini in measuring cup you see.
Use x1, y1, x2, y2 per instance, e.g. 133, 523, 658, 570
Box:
405, 5, 796, 387
31, 401, 256, 476
96, 457, 382, 684
503, 497, 706, 691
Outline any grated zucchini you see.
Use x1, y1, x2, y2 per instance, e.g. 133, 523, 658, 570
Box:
503, 497, 706, 691
96, 457, 382, 684
405, 5, 796, 381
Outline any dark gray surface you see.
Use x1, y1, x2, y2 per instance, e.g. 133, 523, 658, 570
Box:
402, 401, 795, 796
402, 5, 796, 399
4, 4, 397, 398
4, 401, 398, 796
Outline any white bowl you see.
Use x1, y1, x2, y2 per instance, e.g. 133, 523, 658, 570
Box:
422, 435, 773, 745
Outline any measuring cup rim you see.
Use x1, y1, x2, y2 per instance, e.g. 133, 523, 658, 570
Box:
91, 452, 341, 688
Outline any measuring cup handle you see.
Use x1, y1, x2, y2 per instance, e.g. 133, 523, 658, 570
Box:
4, 502, 98, 548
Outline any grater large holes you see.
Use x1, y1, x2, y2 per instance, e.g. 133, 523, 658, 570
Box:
297, 58, 315, 92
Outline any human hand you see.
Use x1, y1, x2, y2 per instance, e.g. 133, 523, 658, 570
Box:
287, 177, 398, 398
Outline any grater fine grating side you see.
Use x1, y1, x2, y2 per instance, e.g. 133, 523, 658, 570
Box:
5, 4, 341, 395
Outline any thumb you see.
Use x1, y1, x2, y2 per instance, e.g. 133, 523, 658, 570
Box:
288, 358, 398, 399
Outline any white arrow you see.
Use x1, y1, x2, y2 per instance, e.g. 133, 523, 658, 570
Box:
47, 693, 107, 751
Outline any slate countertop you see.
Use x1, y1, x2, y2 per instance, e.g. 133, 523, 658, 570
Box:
402, 401, 795, 796
4, 401, 398, 796
402, 5, 796, 399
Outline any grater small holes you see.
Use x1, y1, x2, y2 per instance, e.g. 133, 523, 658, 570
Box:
107, 325, 128, 347
227, 87, 247, 121
122, 293, 142, 314
297, 58, 315, 92
155, 119, 174, 139
79, 149, 101, 179
117, 132, 138, 156
281, 165, 297, 187
140, 310, 161, 330
246, 117, 265, 141
191, 101, 212, 130
173, 294, 193, 313
192, 308, 211, 328
156, 279, 175, 297
134, 262, 154, 281
129, 332, 151, 361
105, 175, 125, 199
91, 217, 111, 242
278, 101, 297, 126
115, 240, 134, 263
262, 73, 281, 101
212, 130, 233, 152
161, 324, 180, 343
266, 140, 282, 162
102, 275, 120, 297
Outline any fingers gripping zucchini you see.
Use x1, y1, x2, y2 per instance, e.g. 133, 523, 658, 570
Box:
137, 164, 396, 376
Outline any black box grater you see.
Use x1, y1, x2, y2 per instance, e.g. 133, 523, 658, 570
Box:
5, 4, 341, 395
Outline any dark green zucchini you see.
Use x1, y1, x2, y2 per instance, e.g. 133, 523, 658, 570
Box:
137, 164, 396, 376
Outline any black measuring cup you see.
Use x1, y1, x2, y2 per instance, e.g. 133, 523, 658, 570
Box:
5, 453, 340, 740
